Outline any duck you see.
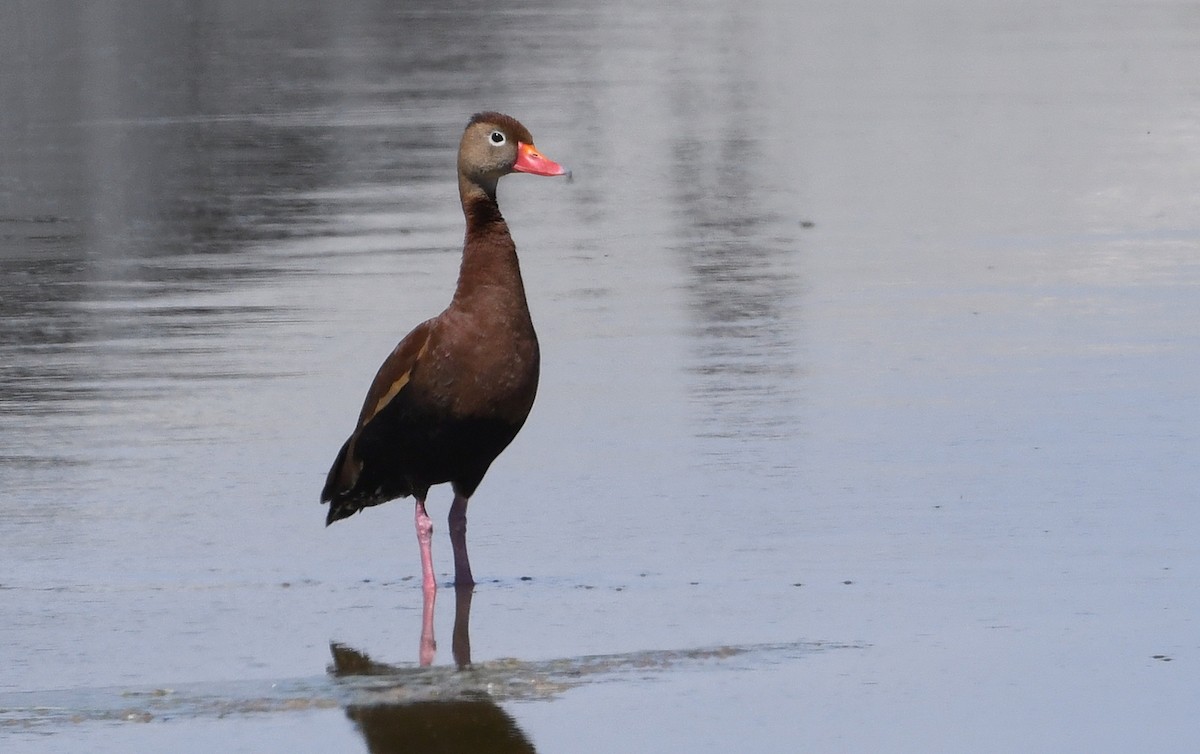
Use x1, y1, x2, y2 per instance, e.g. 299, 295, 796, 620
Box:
321, 112, 568, 592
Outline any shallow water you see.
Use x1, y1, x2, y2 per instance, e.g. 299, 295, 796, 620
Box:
2, 1, 1198, 751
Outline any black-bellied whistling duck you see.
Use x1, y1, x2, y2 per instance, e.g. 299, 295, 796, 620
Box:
321, 112, 568, 593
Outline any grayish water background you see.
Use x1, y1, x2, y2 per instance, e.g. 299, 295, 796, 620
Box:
2, 1, 1198, 751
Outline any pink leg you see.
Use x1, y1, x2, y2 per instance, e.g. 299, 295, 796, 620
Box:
415, 497, 437, 665
415, 498, 437, 593
419, 578, 436, 666
448, 493, 475, 586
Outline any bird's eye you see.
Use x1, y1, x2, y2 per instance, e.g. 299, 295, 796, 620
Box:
489, 131, 506, 145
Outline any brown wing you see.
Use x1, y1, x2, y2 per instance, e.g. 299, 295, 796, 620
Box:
355, 319, 434, 429
321, 319, 434, 510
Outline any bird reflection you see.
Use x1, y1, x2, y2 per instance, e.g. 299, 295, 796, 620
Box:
450, 583, 474, 668
330, 605, 535, 754
341, 696, 534, 754
412, 583, 475, 668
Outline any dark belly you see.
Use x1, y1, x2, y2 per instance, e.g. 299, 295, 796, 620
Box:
356, 402, 529, 499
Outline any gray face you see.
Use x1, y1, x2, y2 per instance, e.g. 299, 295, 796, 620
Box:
458, 121, 521, 183
457, 114, 537, 185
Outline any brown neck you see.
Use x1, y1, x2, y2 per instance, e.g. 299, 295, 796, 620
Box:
451, 179, 531, 315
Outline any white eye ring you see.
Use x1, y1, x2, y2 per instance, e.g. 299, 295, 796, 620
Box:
489, 130, 506, 146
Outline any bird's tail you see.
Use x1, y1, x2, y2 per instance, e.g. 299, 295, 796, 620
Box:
321, 432, 411, 525
324, 497, 362, 526
321, 436, 363, 526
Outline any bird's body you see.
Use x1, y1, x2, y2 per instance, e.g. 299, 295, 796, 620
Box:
321, 112, 567, 591
321, 216, 539, 519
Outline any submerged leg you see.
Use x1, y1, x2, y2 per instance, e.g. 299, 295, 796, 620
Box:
415, 497, 437, 593
448, 492, 475, 586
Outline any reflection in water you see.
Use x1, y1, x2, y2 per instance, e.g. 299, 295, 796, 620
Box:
330, 643, 535, 754
1, 2, 560, 447
345, 698, 535, 754
0, 639, 834, 730
414, 584, 476, 668
451, 584, 475, 669
0, 1, 807, 472
324, 638, 837, 754
0, 4, 343, 474
661, 6, 804, 459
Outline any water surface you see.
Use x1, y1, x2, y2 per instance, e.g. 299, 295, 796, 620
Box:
2, 1, 1198, 752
